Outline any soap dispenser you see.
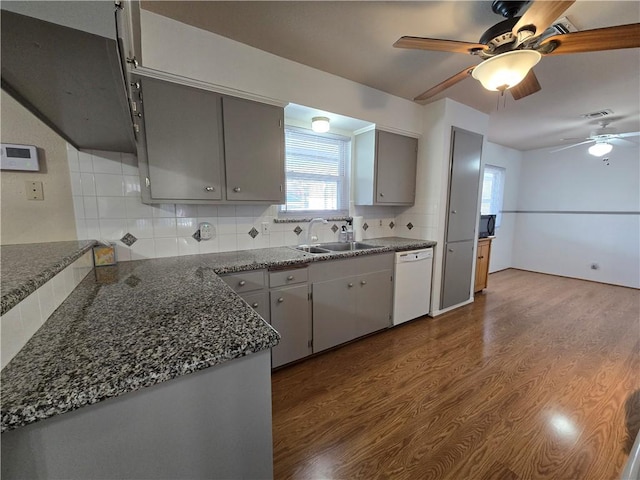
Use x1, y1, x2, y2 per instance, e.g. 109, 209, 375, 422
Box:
346, 219, 354, 242
339, 225, 348, 243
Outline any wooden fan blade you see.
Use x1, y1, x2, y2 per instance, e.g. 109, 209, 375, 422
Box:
414, 66, 476, 102
540, 24, 640, 54
510, 70, 542, 100
512, 1, 575, 38
394, 36, 486, 54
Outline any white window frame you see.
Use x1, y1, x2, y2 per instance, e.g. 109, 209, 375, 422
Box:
280, 126, 351, 217
481, 164, 506, 227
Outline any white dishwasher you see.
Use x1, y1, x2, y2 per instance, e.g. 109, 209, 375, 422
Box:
392, 248, 433, 325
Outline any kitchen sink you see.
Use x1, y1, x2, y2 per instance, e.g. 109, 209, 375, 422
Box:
294, 245, 331, 254
316, 242, 378, 252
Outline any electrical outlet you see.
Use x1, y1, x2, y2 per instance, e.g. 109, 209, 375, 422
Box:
199, 222, 213, 240
261, 222, 270, 235
26, 181, 44, 200
379, 219, 383, 226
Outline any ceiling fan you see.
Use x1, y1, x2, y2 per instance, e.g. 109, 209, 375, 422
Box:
551, 121, 640, 156
394, 0, 640, 102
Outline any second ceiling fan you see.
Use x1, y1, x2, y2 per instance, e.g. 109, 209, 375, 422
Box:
394, 0, 640, 102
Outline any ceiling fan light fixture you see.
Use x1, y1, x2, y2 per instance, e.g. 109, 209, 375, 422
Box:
472, 50, 542, 91
588, 142, 613, 157
311, 116, 330, 133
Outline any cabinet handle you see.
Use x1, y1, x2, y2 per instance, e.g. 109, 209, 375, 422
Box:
451, 210, 457, 214
361, 280, 367, 286
233, 187, 241, 193
478, 256, 484, 259
379, 193, 384, 197
448, 249, 454, 253
287, 275, 294, 281
238, 280, 246, 287
252, 302, 259, 308
277, 297, 284, 303
348, 283, 354, 288
204, 186, 215, 192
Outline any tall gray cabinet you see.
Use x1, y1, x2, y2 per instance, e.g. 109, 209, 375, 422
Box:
441, 127, 483, 310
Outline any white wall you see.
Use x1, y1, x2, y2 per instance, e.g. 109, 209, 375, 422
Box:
481, 142, 522, 273
512, 144, 640, 288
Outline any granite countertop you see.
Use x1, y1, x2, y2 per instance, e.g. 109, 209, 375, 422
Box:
1, 236, 435, 432
0, 240, 97, 315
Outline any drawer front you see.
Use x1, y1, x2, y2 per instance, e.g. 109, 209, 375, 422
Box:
269, 268, 308, 288
241, 291, 270, 324
221, 270, 266, 293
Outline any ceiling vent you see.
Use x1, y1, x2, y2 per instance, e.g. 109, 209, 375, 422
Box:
581, 109, 614, 120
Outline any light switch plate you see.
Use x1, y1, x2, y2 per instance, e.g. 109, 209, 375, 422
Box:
26, 181, 44, 200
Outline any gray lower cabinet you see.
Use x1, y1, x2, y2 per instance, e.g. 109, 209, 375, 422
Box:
311, 253, 393, 353
270, 284, 311, 368
240, 291, 270, 324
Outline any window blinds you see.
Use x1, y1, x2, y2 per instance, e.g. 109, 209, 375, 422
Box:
481, 164, 506, 227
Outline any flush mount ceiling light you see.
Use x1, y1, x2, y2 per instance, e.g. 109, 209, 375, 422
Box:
588, 142, 613, 157
311, 116, 330, 133
471, 50, 542, 92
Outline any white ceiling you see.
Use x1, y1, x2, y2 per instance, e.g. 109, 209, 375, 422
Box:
142, 1, 640, 150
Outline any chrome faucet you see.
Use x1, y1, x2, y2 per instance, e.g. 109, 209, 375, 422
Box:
307, 218, 328, 245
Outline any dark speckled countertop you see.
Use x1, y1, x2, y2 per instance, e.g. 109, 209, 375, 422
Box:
1, 240, 97, 315
1, 237, 435, 432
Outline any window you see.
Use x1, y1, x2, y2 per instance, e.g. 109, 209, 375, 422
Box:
281, 126, 350, 214
481, 164, 505, 227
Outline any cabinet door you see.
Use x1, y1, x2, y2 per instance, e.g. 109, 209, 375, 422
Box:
312, 276, 357, 353
442, 239, 475, 309
446, 128, 483, 242
355, 269, 392, 338
270, 284, 310, 368
375, 131, 418, 205
474, 240, 491, 293
140, 77, 223, 201
241, 291, 270, 324
223, 96, 285, 202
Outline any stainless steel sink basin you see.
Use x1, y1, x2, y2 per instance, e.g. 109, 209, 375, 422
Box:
317, 242, 378, 252
294, 245, 331, 254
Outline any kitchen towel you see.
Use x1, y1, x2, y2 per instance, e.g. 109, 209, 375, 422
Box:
352, 216, 364, 241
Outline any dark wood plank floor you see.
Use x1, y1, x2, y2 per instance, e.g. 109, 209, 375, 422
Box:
271, 269, 640, 480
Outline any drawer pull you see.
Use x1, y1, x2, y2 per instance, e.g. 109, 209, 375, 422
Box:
361, 280, 367, 286
233, 187, 241, 193
204, 186, 215, 192
348, 283, 354, 288
252, 302, 259, 308
277, 297, 284, 303
238, 280, 246, 287
287, 275, 295, 281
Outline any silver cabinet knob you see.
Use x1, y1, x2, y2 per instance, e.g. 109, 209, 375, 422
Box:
204, 186, 215, 192
379, 193, 384, 197
277, 297, 284, 303
448, 249, 454, 253
451, 210, 457, 214
233, 187, 241, 193
287, 275, 294, 281
238, 280, 246, 286
361, 280, 367, 286
348, 282, 354, 288
252, 302, 259, 308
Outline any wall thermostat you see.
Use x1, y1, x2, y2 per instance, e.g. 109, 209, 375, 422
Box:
1, 143, 40, 171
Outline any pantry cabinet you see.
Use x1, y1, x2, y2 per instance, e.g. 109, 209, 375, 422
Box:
354, 129, 418, 206
135, 75, 285, 204
474, 237, 493, 293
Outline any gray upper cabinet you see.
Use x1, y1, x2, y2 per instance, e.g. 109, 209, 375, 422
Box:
354, 129, 418, 206
138, 77, 224, 201
223, 97, 285, 203
135, 75, 285, 204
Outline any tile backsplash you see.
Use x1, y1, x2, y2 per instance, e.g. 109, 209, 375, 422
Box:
67, 146, 406, 261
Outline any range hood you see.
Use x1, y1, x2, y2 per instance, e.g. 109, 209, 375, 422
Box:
1, 1, 137, 153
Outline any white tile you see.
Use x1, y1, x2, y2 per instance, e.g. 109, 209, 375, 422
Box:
284, 231, 301, 246
125, 197, 152, 218
175, 204, 198, 218
237, 234, 254, 251
235, 217, 253, 235
78, 150, 94, 172
70, 171, 83, 196
253, 205, 272, 219
72, 196, 85, 220
85, 219, 101, 240
196, 204, 218, 217
126, 218, 154, 239
97, 197, 127, 219
37, 280, 57, 320
121, 153, 138, 175
67, 144, 80, 172
83, 196, 99, 219
94, 173, 125, 197
177, 237, 199, 256
130, 238, 155, 260
123, 175, 141, 197
80, 172, 96, 196
152, 204, 176, 217
176, 217, 198, 237
269, 230, 285, 247
115, 243, 132, 262
99, 219, 127, 240
75, 218, 88, 240
154, 238, 178, 258
217, 205, 236, 217
218, 234, 237, 252
216, 216, 236, 235
51, 272, 68, 306
254, 234, 269, 249
72, 253, 93, 285
91, 150, 122, 174
62, 263, 77, 296
153, 218, 177, 237
19, 291, 44, 340
235, 205, 253, 217
198, 237, 219, 254
1, 307, 24, 369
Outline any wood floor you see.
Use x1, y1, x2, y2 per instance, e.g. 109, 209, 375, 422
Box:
271, 269, 640, 480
